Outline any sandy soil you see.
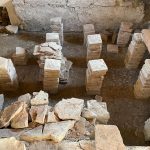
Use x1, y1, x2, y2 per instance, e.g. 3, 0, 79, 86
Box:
0, 32, 150, 146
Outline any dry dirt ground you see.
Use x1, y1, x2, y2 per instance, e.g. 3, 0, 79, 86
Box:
0, 32, 150, 146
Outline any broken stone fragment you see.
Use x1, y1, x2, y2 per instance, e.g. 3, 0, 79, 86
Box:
54, 98, 84, 120
47, 111, 59, 123
29, 105, 48, 124
11, 103, 28, 129
0, 137, 26, 150
20, 125, 46, 142
81, 108, 97, 120
31, 90, 49, 106
87, 100, 110, 124
5, 25, 18, 34
18, 93, 31, 105
27, 141, 58, 150
144, 118, 150, 141
79, 140, 95, 150
0, 94, 4, 111
95, 125, 126, 150
43, 120, 75, 142
0, 101, 24, 128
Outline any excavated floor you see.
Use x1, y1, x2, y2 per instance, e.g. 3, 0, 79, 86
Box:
0, 32, 150, 146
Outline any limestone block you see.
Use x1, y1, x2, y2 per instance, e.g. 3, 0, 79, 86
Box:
54, 98, 84, 120
95, 125, 126, 150
0, 101, 24, 128
0, 137, 26, 150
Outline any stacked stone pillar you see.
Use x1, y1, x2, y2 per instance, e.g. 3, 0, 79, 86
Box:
134, 59, 150, 99
50, 17, 63, 45
83, 24, 95, 45
86, 34, 102, 61
124, 33, 146, 69
46, 33, 61, 45
117, 22, 133, 47
43, 59, 61, 94
86, 59, 108, 95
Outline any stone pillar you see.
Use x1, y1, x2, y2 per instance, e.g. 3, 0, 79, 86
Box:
86, 59, 108, 95
117, 22, 133, 47
86, 34, 102, 62
124, 33, 146, 69
43, 59, 61, 94
50, 17, 64, 46
134, 59, 150, 99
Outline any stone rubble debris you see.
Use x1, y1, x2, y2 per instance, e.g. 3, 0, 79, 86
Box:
50, 17, 64, 45
43, 59, 61, 93
0, 57, 18, 91
117, 22, 133, 47
83, 24, 95, 45
124, 33, 146, 69
5, 25, 18, 34
86, 34, 102, 61
86, 59, 108, 95
134, 59, 150, 99
12, 47, 28, 65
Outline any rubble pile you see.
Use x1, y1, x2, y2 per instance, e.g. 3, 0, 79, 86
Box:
83, 24, 95, 45
134, 59, 150, 99
12, 47, 28, 65
117, 22, 133, 47
50, 17, 64, 45
124, 33, 146, 69
33, 35, 72, 84
0, 57, 18, 91
86, 59, 108, 95
0, 91, 112, 149
86, 34, 102, 61
43, 59, 61, 94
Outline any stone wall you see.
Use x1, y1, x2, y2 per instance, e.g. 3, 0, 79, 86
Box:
12, 0, 145, 32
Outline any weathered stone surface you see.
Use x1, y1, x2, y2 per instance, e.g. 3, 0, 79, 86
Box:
31, 90, 49, 106
11, 104, 28, 129
54, 98, 84, 120
0, 128, 26, 139
47, 111, 59, 123
79, 140, 95, 150
5, 25, 18, 34
144, 118, 150, 141
12, 0, 144, 32
27, 141, 58, 150
0, 94, 4, 111
0, 101, 24, 128
142, 29, 150, 53
0, 137, 26, 150
95, 125, 126, 150
59, 141, 82, 150
126, 147, 150, 150
18, 93, 31, 105
20, 125, 46, 142
43, 120, 75, 142
29, 105, 48, 124
87, 100, 110, 124
81, 108, 97, 120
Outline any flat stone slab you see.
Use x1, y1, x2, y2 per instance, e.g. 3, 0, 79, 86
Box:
54, 98, 84, 120
87, 100, 110, 124
0, 101, 24, 128
0, 137, 26, 150
43, 120, 75, 142
95, 125, 126, 150
11, 103, 28, 129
